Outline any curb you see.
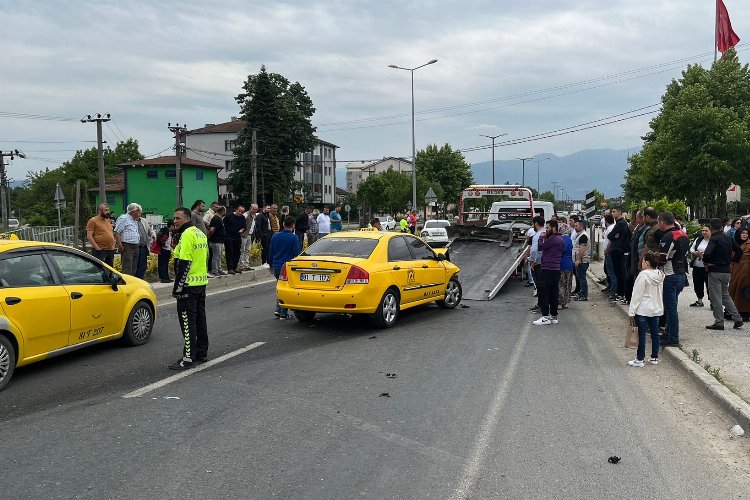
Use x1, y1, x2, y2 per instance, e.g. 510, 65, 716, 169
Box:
150, 267, 268, 303
586, 268, 750, 432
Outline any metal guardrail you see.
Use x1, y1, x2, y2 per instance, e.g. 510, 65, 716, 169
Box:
1, 226, 77, 245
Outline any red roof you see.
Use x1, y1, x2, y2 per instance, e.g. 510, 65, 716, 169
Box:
87, 173, 125, 193
116, 156, 222, 169
189, 120, 246, 135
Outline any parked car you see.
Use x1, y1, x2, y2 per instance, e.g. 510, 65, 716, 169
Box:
420, 219, 451, 247
276, 231, 461, 328
7, 218, 19, 230
0, 240, 157, 391
373, 214, 397, 231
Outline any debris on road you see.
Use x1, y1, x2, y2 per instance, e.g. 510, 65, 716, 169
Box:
608, 456, 621, 464
163, 396, 181, 400
379, 392, 391, 398
386, 373, 397, 379
459, 304, 470, 309
369, 335, 377, 339
730, 424, 745, 438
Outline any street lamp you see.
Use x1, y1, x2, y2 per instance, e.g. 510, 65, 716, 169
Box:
535, 157, 551, 195
389, 59, 438, 211
517, 157, 533, 187
550, 181, 559, 200
480, 133, 507, 184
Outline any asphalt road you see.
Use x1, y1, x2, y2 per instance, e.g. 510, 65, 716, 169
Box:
1, 279, 748, 499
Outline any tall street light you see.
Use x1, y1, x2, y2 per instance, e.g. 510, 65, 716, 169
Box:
389, 59, 438, 211
480, 133, 507, 184
517, 157, 533, 187
535, 157, 551, 195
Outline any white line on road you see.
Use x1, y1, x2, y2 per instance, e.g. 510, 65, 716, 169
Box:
122, 342, 266, 399
449, 322, 532, 500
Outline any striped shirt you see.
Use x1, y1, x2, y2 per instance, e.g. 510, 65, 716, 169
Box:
114, 214, 141, 245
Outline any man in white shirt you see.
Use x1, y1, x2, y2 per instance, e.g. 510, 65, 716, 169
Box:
317, 206, 331, 238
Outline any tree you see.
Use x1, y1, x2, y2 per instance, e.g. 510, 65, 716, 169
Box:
230, 66, 317, 205
415, 144, 474, 209
622, 49, 750, 217
538, 191, 555, 203
357, 169, 412, 215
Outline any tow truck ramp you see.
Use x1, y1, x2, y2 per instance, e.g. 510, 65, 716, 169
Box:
447, 238, 528, 301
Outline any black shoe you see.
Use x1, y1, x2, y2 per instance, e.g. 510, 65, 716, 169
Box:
196, 355, 209, 363
529, 305, 540, 312
574, 296, 588, 301
706, 324, 724, 330
734, 321, 743, 329
602, 287, 611, 294
724, 311, 733, 320
661, 340, 680, 347
525, 282, 533, 287
168, 358, 195, 370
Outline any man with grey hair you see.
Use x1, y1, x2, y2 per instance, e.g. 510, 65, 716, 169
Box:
114, 203, 147, 276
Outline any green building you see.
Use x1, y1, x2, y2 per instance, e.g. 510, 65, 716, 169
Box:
92, 156, 221, 221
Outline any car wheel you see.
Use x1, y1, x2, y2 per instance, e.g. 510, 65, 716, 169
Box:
437, 278, 462, 309
373, 289, 399, 328
294, 310, 316, 322
122, 301, 154, 346
0, 335, 16, 392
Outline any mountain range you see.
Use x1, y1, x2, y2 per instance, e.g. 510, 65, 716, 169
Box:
336, 147, 639, 200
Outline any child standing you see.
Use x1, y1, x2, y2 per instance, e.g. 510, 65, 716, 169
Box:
627, 252, 664, 367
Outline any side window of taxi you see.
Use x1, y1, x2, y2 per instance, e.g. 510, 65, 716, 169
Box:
388, 237, 412, 261
0, 254, 55, 287
406, 236, 435, 260
49, 253, 108, 285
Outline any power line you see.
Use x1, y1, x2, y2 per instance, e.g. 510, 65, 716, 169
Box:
0, 140, 97, 144
0, 111, 79, 122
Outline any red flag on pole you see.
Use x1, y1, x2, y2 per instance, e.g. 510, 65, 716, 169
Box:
717, 0, 740, 53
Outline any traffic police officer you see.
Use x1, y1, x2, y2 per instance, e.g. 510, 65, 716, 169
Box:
169, 207, 209, 370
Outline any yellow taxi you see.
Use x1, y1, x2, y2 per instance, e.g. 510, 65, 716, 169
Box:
0, 240, 157, 391
276, 231, 462, 328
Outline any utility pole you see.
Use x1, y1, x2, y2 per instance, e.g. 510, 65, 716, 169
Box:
518, 157, 533, 187
480, 133, 507, 184
168, 123, 188, 207
251, 127, 258, 205
81, 113, 111, 204
0, 150, 26, 230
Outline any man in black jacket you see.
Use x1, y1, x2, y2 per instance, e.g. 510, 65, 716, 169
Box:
607, 206, 631, 300
254, 205, 273, 267
702, 218, 743, 330
295, 207, 311, 248
657, 211, 689, 345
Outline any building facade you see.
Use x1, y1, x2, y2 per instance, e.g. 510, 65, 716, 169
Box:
345, 157, 413, 194
186, 118, 339, 205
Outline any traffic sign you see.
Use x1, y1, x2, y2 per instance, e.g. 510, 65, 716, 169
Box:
344, 204, 351, 212
727, 184, 741, 203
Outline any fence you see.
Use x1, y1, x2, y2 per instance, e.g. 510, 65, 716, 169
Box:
1, 226, 78, 245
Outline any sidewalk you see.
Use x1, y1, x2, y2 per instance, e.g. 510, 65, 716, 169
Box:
587, 259, 750, 428
149, 265, 275, 303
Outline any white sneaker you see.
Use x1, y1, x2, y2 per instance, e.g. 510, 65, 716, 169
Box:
628, 359, 645, 367
262, 263, 270, 269
648, 357, 659, 365
532, 289, 538, 297
550, 316, 559, 324
533, 316, 551, 326
207, 273, 216, 279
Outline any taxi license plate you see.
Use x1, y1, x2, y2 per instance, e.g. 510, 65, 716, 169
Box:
300, 273, 331, 282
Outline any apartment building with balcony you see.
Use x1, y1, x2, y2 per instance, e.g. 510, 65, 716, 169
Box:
345, 157, 413, 194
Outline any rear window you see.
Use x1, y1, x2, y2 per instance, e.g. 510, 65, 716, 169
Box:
305, 237, 379, 258
425, 221, 450, 229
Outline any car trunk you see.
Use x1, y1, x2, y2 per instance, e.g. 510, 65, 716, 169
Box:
285, 257, 363, 291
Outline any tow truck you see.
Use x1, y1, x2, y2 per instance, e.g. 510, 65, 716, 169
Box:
446, 185, 554, 300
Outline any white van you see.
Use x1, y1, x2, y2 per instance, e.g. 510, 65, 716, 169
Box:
487, 200, 555, 225
7, 218, 19, 229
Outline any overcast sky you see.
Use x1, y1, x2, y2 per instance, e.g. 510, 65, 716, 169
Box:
2, 0, 748, 192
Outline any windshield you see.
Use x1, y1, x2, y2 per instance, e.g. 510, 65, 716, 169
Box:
425, 221, 450, 229
304, 237, 379, 258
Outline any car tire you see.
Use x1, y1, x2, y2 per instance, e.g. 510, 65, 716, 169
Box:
294, 310, 316, 323
373, 288, 399, 328
122, 301, 154, 346
437, 278, 462, 309
0, 334, 16, 392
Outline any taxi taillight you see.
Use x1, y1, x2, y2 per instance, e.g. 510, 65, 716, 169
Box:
279, 264, 288, 281
345, 265, 369, 284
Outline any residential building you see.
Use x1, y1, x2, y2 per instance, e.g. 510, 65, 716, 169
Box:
186, 118, 339, 204
92, 156, 221, 221
345, 157, 413, 194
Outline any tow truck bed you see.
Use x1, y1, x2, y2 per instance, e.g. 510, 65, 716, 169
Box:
448, 239, 528, 300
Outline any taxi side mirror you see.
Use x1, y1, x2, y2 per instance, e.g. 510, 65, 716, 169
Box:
435, 253, 445, 261
108, 271, 121, 290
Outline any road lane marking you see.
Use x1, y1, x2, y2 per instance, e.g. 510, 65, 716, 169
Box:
449, 322, 532, 500
122, 342, 266, 398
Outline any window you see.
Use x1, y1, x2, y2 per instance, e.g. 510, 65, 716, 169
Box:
225, 160, 234, 172
406, 236, 435, 260
165, 170, 176, 178
304, 238, 378, 259
225, 140, 236, 152
49, 253, 108, 285
146, 171, 158, 179
388, 237, 412, 262
0, 254, 55, 287
196, 171, 204, 180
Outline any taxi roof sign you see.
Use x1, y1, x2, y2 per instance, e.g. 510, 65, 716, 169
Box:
0, 233, 19, 240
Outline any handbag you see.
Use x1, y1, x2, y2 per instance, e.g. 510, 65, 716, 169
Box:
149, 238, 161, 255
624, 318, 639, 348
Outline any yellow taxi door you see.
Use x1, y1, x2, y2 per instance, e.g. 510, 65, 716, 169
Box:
404, 236, 447, 301
46, 251, 126, 346
387, 236, 420, 304
0, 252, 71, 358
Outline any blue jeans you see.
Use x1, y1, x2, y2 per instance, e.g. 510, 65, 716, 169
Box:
663, 273, 685, 343
273, 268, 288, 317
604, 254, 617, 293
635, 314, 660, 361
575, 262, 589, 298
